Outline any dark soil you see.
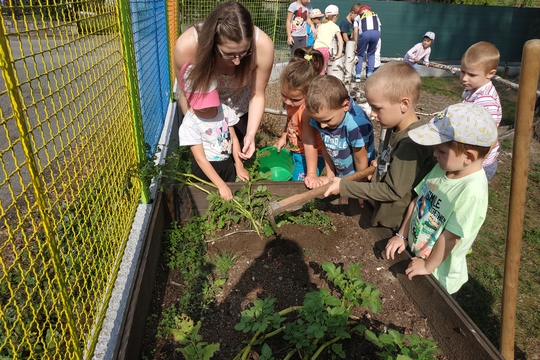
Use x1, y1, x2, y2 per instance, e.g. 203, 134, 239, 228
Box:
140, 202, 445, 360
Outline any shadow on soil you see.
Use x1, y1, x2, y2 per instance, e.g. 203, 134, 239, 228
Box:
458, 277, 527, 360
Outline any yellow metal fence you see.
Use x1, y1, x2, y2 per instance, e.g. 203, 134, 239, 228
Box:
0, 0, 287, 357
0, 1, 142, 358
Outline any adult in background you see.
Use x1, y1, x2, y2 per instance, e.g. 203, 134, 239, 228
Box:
174, 1, 274, 160
353, 5, 381, 81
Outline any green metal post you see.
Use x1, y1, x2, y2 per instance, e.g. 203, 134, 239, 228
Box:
117, 0, 152, 204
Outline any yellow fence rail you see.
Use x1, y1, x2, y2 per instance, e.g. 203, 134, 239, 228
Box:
0, 1, 142, 358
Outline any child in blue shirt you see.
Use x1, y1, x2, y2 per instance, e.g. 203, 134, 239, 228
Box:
304, 75, 374, 181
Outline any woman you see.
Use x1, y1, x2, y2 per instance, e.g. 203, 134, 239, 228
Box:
174, 1, 274, 160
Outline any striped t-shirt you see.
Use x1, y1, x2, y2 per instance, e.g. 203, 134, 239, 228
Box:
353, 11, 381, 34
462, 81, 502, 166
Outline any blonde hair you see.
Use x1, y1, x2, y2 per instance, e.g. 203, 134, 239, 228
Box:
461, 41, 500, 74
322, 14, 338, 24
305, 75, 349, 113
364, 61, 421, 104
280, 47, 325, 95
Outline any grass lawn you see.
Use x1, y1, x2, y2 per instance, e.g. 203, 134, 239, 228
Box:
421, 76, 540, 358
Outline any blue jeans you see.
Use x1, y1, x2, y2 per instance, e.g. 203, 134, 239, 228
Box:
355, 30, 380, 75
292, 152, 325, 181
483, 159, 498, 180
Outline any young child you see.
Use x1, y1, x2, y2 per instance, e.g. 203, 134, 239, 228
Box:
339, 3, 361, 42
385, 103, 498, 297
313, 5, 343, 74
286, 0, 312, 56
306, 8, 322, 47
274, 47, 326, 181
324, 61, 437, 230
460, 41, 502, 180
353, 5, 381, 80
305, 75, 374, 183
403, 31, 435, 70
179, 65, 249, 200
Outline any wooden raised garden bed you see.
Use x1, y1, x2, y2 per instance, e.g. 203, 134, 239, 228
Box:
117, 181, 504, 360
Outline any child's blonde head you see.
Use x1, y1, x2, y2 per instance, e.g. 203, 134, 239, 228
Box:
364, 61, 421, 104
280, 47, 325, 96
305, 75, 349, 113
461, 41, 500, 74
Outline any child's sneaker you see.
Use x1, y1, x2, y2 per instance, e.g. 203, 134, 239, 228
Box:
366, 72, 373, 78
354, 74, 361, 82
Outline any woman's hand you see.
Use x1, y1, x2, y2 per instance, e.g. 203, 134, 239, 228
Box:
239, 136, 256, 159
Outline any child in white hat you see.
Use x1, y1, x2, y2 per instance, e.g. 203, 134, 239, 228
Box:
313, 4, 343, 74
403, 31, 436, 70
385, 102, 498, 298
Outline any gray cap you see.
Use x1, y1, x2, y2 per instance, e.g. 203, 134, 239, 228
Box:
409, 103, 497, 147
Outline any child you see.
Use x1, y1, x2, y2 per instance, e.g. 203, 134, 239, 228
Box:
305, 75, 374, 184
313, 5, 343, 74
403, 31, 435, 70
460, 41, 502, 180
353, 5, 381, 80
306, 8, 322, 47
385, 103, 498, 297
274, 47, 326, 181
324, 61, 437, 230
339, 3, 361, 42
179, 65, 249, 200
286, 0, 312, 56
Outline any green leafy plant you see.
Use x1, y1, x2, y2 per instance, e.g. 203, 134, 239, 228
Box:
322, 262, 382, 314
232, 262, 382, 360
168, 314, 220, 360
364, 329, 441, 360
162, 220, 213, 317
276, 200, 336, 235
166, 261, 441, 359
208, 251, 240, 278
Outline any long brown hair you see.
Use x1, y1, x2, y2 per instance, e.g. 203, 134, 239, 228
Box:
187, 1, 256, 95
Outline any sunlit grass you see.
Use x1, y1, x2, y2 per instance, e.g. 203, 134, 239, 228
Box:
208, 251, 240, 279
457, 138, 540, 358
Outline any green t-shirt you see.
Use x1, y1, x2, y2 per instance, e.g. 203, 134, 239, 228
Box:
409, 164, 489, 294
